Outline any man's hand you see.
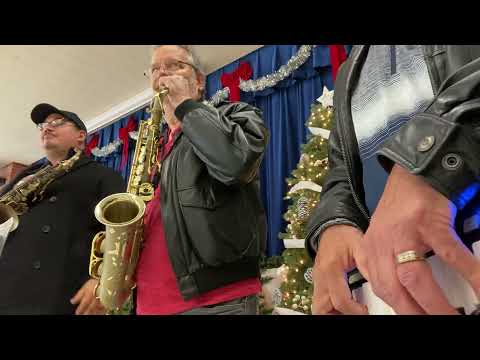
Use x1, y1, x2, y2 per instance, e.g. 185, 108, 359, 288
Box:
157, 75, 201, 118
70, 278, 106, 315
360, 164, 480, 314
312, 225, 369, 315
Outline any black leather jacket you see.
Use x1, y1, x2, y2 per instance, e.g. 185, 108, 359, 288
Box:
306, 45, 480, 259
158, 99, 269, 300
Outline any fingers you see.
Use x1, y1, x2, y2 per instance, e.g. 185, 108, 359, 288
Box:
430, 229, 480, 297
74, 294, 91, 315
369, 252, 426, 315
312, 274, 334, 315
311, 294, 334, 315
352, 238, 371, 283
70, 287, 84, 305
157, 77, 173, 95
327, 270, 368, 315
312, 226, 365, 315
312, 262, 367, 315
367, 235, 460, 314
395, 259, 458, 314
158, 77, 170, 89
85, 301, 96, 315
158, 75, 196, 103
158, 75, 182, 90
325, 309, 342, 315
85, 299, 105, 315
312, 261, 336, 314
363, 223, 427, 314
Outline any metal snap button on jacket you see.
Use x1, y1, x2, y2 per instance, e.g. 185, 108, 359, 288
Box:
442, 153, 462, 170
41, 225, 51, 233
417, 136, 435, 152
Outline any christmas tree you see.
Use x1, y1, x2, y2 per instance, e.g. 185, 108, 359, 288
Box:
276, 87, 334, 314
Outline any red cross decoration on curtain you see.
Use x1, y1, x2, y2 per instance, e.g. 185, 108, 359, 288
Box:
119, 116, 137, 169
220, 62, 253, 102
85, 133, 99, 157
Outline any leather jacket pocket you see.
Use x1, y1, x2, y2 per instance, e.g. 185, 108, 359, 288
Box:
177, 186, 257, 267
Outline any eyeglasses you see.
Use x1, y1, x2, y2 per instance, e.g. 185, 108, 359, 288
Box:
144, 59, 196, 79
37, 118, 70, 131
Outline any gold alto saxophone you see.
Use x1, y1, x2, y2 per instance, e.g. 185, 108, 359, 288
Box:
0, 149, 82, 232
89, 88, 168, 311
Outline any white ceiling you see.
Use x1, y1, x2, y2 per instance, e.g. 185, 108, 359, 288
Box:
0, 45, 262, 168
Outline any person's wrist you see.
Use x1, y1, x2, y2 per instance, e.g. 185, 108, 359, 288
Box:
323, 224, 362, 240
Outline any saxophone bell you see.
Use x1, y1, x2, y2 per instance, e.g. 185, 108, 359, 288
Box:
89, 193, 145, 311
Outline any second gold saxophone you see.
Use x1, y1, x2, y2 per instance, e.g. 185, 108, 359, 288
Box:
0, 149, 82, 232
89, 88, 168, 311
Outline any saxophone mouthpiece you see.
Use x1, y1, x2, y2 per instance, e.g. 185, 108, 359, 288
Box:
159, 86, 169, 97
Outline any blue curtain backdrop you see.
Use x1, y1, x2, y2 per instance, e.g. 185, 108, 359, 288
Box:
91, 45, 350, 257
206, 45, 340, 256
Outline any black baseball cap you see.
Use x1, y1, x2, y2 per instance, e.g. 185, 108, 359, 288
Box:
31, 103, 87, 132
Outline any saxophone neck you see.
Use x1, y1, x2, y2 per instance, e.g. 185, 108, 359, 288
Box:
46, 147, 81, 167
57, 148, 82, 170
149, 88, 169, 125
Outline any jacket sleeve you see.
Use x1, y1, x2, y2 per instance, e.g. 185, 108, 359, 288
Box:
175, 99, 269, 186
304, 52, 370, 260
376, 46, 480, 210
304, 103, 369, 260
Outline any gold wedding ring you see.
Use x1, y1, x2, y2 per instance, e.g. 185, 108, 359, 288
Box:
396, 250, 425, 265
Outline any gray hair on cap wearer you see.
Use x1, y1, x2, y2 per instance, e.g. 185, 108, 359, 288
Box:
151, 45, 205, 76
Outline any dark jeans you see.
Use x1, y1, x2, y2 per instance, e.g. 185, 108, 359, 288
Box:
179, 295, 259, 315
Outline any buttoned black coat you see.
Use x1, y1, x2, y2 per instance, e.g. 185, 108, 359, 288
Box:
0, 153, 125, 314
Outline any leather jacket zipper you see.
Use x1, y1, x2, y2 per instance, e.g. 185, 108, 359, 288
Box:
337, 114, 371, 222
334, 45, 371, 223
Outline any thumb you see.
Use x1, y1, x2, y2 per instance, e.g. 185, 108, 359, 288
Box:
352, 237, 371, 283
70, 286, 84, 305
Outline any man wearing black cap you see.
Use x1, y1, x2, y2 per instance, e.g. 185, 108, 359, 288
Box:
0, 103, 125, 315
